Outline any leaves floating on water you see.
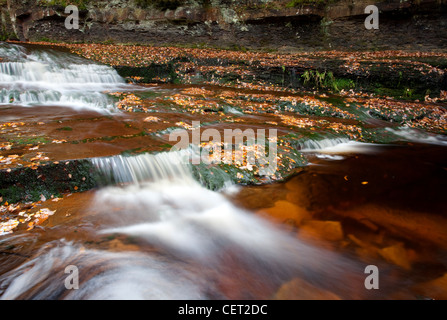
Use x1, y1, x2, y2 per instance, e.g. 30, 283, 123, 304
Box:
0, 219, 19, 235
143, 116, 161, 123
26, 208, 56, 231
0, 199, 58, 235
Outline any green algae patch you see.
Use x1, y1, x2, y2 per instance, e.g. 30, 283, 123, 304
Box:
0, 160, 96, 204
115, 62, 179, 84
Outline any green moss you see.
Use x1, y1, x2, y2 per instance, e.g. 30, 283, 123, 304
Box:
0, 160, 96, 204
286, 0, 339, 8
360, 128, 403, 144
373, 86, 425, 101
115, 62, 179, 84
132, 0, 215, 13
104, 234, 117, 241
39, 0, 91, 10
332, 78, 356, 91
120, 147, 144, 156
133, 91, 162, 99
57, 126, 73, 131
37, 37, 62, 43
134, 0, 184, 10
8, 136, 51, 145
301, 70, 355, 92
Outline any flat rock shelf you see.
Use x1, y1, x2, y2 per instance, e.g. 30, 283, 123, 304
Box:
0, 41, 446, 300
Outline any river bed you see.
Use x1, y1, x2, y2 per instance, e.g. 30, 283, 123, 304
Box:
0, 42, 446, 300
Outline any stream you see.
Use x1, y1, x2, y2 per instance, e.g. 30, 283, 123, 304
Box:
0, 42, 446, 300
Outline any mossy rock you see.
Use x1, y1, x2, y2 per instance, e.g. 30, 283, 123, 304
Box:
0, 160, 96, 204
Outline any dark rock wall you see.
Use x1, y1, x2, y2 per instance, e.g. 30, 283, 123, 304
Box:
1, 0, 447, 51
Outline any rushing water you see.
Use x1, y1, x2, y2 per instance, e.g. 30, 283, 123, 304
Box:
0, 150, 365, 300
386, 127, 447, 146
0, 42, 446, 300
0, 42, 129, 112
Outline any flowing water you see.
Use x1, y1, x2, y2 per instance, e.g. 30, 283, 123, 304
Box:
0, 42, 129, 112
0, 42, 446, 300
0, 150, 365, 300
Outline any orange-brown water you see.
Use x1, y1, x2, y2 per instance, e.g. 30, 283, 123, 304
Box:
1, 142, 446, 299
0, 42, 446, 300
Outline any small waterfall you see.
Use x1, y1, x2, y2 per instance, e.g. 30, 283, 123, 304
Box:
0, 241, 206, 300
0, 61, 124, 85
386, 127, 447, 146
0, 88, 117, 109
299, 137, 377, 154
299, 137, 351, 151
0, 42, 27, 61
0, 151, 362, 300
0, 42, 128, 112
90, 151, 196, 186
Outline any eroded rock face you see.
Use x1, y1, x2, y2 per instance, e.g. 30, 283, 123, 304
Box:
274, 277, 342, 300
1, 0, 447, 51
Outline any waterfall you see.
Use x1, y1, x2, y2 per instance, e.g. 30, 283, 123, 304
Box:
299, 137, 376, 154
0, 241, 206, 300
386, 127, 447, 146
90, 151, 196, 186
299, 137, 351, 151
0, 150, 347, 299
0, 62, 124, 85
0, 42, 364, 300
1, 160, 357, 299
0, 42, 128, 112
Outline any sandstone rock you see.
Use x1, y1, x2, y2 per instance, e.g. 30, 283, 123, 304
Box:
3, 0, 447, 51
355, 247, 381, 261
259, 200, 310, 226
332, 204, 447, 250
274, 278, 341, 300
357, 218, 379, 232
134, 8, 147, 21
108, 239, 139, 252
348, 234, 380, 260
299, 220, 344, 242
116, 8, 130, 21
412, 273, 447, 300
348, 234, 369, 248
378, 243, 411, 270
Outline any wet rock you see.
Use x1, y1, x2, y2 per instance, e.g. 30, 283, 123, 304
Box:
348, 234, 369, 248
355, 247, 382, 261
348, 234, 380, 260
299, 220, 344, 242
411, 273, 447, 300
0, 160, 96, 205
357, 219, 379, 232
4, 0, 447, 52
107, 239, 139, 252
274, 278, 341, 300
332, 204, 447, 250
378, 243, 412, 270
260, 200, 310, 226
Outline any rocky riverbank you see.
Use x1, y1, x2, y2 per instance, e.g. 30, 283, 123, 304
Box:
1, 0, 447, 52
0, 41, 446, 205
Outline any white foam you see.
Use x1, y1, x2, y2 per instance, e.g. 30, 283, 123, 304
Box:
91, 150, 196, 185
0, 242, 205, 300
0, 42, 135, 112
300, 138, 377, 154
92, 151, 339, 267
386, 127, 447, 146
0, 151, 361, 299
315, 154, 345, 160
